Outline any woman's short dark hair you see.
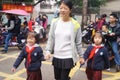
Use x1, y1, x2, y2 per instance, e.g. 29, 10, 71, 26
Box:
27, 32, 40, 44
91, 31, 105, 44
62, 0, 73, 10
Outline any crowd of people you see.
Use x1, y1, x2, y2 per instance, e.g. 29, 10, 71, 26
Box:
83, 12, 120, 71
12, 0, 120, 80
0, 0, 120, 80
0, 13, 48, 53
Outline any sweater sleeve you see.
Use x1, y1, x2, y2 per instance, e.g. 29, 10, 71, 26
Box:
45, 19, 57, 54
75, 27, 83, 57
6, 20, 15, 30
13, 47, 25, 69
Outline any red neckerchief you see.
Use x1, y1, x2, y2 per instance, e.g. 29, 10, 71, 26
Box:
26, 46, 35, 64
88, 46, 103, 59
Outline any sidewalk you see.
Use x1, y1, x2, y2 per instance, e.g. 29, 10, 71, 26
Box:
0, 43, 120, 80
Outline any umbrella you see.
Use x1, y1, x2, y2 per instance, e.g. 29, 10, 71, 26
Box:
0, 9, 30, 16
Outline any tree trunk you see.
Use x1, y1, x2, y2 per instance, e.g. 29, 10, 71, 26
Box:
82, 0, 88, 30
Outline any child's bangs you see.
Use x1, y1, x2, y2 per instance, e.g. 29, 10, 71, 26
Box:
27, 32, 35, 38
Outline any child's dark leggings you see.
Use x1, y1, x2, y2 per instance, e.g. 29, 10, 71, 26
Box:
86, 67, 102, 80
54, 67, 71, 80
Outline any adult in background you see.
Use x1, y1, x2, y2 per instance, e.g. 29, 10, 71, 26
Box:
45, 0, 84, 80
28, 18, 35, 32
35, 14, 42, 26
42, 14, 48, 29
14, 16, 21, 44
23, 17, 28, 26
1, 13, 15, 53
96, 14, 107, 31
107, 13, 120, 72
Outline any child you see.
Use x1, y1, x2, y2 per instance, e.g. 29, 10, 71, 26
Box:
12, 32, 44, 80
102, 25, 109, 34
83, 31, 110, 80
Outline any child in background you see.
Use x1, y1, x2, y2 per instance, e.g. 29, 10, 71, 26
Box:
102, 25, 109, 35
12, 32, 45, 80
83, 31, 110, 80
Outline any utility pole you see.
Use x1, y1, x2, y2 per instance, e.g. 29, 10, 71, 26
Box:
82, 0, 88, 29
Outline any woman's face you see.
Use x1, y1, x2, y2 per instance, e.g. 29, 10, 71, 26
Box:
59, 3, 71, 18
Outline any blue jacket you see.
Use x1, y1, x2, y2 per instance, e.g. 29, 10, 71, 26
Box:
84, 45, 110, 70
13, 45, 44, 71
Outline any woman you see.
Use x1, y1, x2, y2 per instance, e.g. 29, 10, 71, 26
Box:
45, 0, 84, 80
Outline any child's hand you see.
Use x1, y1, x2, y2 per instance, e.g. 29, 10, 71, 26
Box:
79, 57, 85, 64
11, 67, 16, 72
45, 53, 52, 60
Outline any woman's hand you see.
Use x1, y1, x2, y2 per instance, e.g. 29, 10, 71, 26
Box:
45, 53, 52, 60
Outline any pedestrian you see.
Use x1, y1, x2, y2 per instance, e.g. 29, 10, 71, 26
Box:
106, 13, 120, 72
14, 16, 21, 44
82, 31, 110, 80
96, 14, 107, 31
28, 18, 35, 32
1, 13, 16, 53
23, 17, 28, 26
45, 0, 84, 80
12, 32, 45, 80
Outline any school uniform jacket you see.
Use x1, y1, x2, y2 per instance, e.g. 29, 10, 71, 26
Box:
84, 45, 110, 70
13, 45, 44, 71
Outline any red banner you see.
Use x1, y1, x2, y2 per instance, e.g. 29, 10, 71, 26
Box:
2, 4, 33, 13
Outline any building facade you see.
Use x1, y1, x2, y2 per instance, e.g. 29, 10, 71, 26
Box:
100, 0, 120, 17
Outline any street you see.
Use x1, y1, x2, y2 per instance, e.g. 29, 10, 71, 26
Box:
0, 43, 120, 80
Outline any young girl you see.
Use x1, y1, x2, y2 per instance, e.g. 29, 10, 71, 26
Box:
83, 31, 110, 80
12, 32, 44, 80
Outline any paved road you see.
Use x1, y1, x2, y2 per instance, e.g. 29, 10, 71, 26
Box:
0, 43, 120, 80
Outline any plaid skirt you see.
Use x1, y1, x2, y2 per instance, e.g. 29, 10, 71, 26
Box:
27, 69, 42, 80
52, 57, 74, 69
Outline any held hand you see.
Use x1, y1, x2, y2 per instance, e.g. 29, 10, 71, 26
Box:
79, 58, 85, 64
11, 67, 16, 72
45, 53, 52, 60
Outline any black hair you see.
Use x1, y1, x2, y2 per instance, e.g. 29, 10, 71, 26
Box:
110, 13, 118, 19
101, 14, 107, 19
91, 31, 105, 44
27, 32, 40, 44
62, 0, 73, 10
24, 17, 27, 20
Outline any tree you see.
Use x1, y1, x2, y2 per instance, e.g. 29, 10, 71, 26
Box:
73, 0, 107, 28
82, 0, 88, 28
55, 0, 107, 27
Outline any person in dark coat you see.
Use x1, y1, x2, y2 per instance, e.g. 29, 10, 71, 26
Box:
12, 32, 45, 80
1, 13, 16, 53
106, 13, 120, 72
82, 31, 110, 80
